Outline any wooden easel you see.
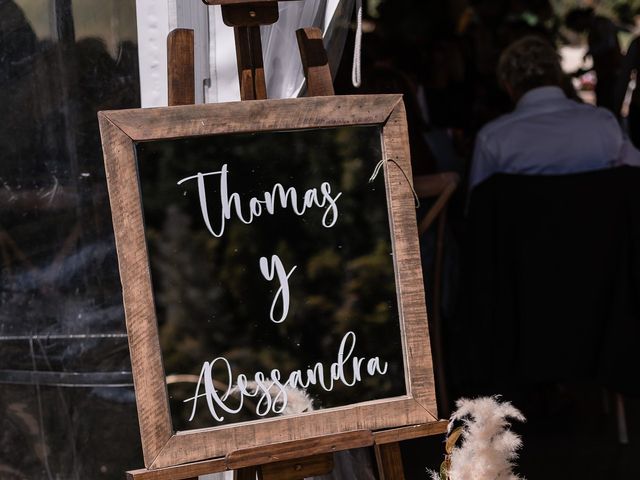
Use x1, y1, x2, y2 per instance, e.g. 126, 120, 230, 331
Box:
128, 2, 447, 478
127, 423, 448, 479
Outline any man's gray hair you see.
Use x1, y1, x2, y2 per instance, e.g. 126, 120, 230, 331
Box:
497, 36, 563, 96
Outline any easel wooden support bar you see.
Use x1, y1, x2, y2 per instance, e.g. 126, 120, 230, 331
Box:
202, 0, 299, 100
373, 421, 448, 480
221, 0, 278, 100
259, 453, 334, 479
127, 458, 226, 480
232, 430, 372, 479
375, 443, 405, 480
167, 29, 196, 106
232, 24, 267, 100
126, 422, 448, 479
229, 430, 373, 470
296, 27, 335, 96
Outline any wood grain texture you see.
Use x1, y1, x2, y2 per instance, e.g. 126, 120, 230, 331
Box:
167, 29, 195, 106
373, 421, 448, 445
221, 2, 279, 27
230, 24, 268, 100
234, 467, 258, 480
233, 26, 257, 100
99, 94, 400, 141
98, 114, 174, 468
226, 430, 372, 470
127, 457, 225, 480
296, 27, 334, 97
249, 26, 267, 99
374, 442, 405, 480
259, 453, 334, 480
222, 2, 274, 100
382, 101, 438, 421
153, 398, 431, 467
99, 94, 439, 469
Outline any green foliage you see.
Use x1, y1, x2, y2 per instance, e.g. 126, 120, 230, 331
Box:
137, 127, 407, 431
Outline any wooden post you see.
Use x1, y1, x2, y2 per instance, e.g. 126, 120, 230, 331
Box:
296, 27, 334, 97
220, 2, 278, 100
164, 24, 197, 480
260, 453, 334, 479
234, 465, 258, 480
127, 457, 226, 480
373, 421, 449, 480
375, 443, 405, 480
167, 29, 196, 106
203, 0, 299, 100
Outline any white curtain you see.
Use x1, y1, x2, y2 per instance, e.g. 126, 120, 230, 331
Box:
136, 0, 353, 106
206, 0, 353, 102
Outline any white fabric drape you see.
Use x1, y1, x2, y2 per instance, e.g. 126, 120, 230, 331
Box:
261, 0, 327, 99
138, 0, 353, 106
205, 0, 353, 102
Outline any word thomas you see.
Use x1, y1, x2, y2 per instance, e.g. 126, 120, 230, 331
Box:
184, 332, 388, 422
177, 164, 342, 238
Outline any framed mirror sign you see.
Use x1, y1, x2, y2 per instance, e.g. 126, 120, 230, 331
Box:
98, 94, 437, 469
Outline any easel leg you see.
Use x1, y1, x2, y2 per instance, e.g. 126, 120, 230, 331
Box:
234, 26, 255, 100
232, 453, 334, 480
232, 25, 267, 101
249, 26, 267, 100
167, 29, 195, 106
235, 466, 258, 480
296, 27, 335, 97
374, 442, 405, 480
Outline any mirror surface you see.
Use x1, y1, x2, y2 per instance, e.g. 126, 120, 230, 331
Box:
136, 126, 406, 432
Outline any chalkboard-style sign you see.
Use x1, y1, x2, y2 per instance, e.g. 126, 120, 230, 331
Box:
99, 95, 437, 469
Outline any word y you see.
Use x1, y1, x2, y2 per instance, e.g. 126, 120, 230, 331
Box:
259, 255, 296, 323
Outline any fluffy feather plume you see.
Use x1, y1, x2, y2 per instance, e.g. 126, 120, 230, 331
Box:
429, 396, 525, 480
275, 385, 315, 415
229, 382, 315, 416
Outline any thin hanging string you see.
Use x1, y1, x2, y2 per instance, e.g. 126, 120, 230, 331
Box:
369, 159, 421, 209
352, 0, 363, 88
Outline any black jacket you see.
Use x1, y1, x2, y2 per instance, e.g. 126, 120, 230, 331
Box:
460, 167, 640, 395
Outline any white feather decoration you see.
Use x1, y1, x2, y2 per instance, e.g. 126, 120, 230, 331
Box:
430, 396, 526, 480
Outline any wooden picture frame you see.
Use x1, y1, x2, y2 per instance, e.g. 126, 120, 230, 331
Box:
98, 94, 437, 469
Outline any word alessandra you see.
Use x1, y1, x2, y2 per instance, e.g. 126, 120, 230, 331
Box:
184, 331, 388, 422
177, 164, 342, 238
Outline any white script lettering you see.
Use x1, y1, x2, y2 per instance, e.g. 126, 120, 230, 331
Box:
183, 331, 388, 422
177, 164, 342, 237
259, 255, 297, 323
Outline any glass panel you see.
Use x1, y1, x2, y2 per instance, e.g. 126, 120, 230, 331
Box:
135, 127, 407, 432
0, 1, 142, 477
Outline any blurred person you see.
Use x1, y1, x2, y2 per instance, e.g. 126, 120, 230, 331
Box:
469, 36, 640, 190
565, 7, 622, 111
614, 35, 640, 148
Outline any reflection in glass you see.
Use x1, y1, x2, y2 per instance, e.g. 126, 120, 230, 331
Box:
0, 1, 141, 477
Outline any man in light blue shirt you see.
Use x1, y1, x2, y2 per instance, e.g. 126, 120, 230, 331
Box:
470, 36, 640, 191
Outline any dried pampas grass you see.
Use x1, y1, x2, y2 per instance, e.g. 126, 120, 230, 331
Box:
430, 396, 525, 480
229, 381, 315, 416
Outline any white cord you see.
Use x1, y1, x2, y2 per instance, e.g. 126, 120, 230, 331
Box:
352, 0, 363, 88
369, 159, 421, 209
